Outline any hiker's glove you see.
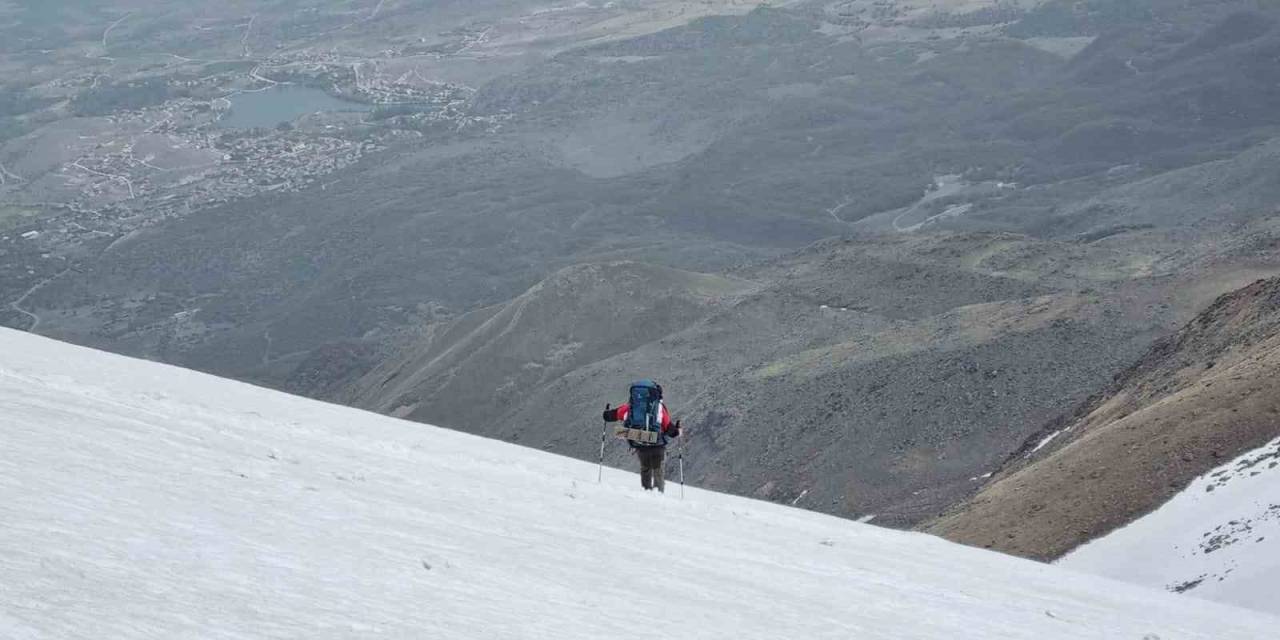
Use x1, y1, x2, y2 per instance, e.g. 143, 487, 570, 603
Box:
602, 405, 616, 422
671, 420, 682, 436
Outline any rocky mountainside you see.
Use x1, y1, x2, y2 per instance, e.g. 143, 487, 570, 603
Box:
926, 275, 1280, 559
343, 261, 755, 429
348, 229, 1280, 526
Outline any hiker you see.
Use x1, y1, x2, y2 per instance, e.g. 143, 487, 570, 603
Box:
602, 379, 682, 492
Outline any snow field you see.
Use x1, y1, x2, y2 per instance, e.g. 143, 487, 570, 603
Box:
2, 329, 1277, 639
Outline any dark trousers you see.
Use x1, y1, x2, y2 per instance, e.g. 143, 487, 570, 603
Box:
636, 446, 666, 492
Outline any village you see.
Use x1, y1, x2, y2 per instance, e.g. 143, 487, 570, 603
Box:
0, 49, 496, 328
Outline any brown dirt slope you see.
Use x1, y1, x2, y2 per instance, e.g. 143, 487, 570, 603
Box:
924, 276, 1280, 560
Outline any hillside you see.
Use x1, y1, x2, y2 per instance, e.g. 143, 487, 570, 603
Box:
925, 277, 1280, 592
2, 327, 1277, 638
347, 230, 1280, 528
344, 261, 756, 429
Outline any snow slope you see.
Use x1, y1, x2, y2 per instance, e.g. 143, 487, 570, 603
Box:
1061, 436, 1280, 616
1, 328, 1276, 639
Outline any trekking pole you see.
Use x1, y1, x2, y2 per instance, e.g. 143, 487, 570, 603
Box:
597, 405, 610, 483
678, 426, 686, 499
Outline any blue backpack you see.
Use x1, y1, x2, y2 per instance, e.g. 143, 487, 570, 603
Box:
623, 379, 664, 446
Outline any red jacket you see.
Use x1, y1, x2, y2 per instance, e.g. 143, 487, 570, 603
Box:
604, 402, 677, 435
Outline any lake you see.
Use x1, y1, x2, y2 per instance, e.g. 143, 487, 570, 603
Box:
217, 86, 372, 129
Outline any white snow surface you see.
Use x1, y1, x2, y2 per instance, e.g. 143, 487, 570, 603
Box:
1030, 428, 1063, 454
1061, 436, 1280, 617
2, 328, 1277, 639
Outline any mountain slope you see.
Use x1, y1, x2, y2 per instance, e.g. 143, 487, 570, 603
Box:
1061, 435, 1280, 615
352, 230, 1280, 528
925, 277, 1280, 575
1051, 138, 1280, 232
1, 328, 1277, 639
343, 261, 756, 431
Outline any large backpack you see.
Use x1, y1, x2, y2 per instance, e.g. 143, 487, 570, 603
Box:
621, 379, 664, 447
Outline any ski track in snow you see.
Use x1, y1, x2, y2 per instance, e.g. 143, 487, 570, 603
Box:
1061, 437, 1280, 617
1, 328, 1277, 639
